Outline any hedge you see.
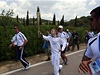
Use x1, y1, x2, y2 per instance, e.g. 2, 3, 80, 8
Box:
0, 25, 89, 61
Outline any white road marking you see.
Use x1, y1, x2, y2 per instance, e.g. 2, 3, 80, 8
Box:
1, 49, 85, 75
66, 49, 85, 56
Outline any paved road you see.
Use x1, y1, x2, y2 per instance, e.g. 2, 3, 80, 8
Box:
3, 50, 90, 75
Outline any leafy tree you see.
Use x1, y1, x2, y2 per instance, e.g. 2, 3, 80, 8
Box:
1, 10, 5, 16
6, 9, 14, 17
0, 9, 14, 26
0, 9, 15, 39
77, 19, 84, 27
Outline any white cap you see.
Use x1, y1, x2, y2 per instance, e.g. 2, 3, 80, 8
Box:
66, 29, 69, 31
58, 25, 63, 29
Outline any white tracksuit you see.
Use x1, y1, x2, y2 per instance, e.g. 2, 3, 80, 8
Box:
43, 35, 67, 75
85, 32, 100, 75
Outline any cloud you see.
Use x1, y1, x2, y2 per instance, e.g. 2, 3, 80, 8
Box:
0, 1, 9, 10
88, 0, 96, 6
51, 0, 87, 20
0, 0, 98, 21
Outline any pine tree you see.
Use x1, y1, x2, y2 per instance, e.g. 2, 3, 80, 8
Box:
26, 10, 29, 25
52, 13, 56, 25
75, 16, 77, 27
60, 15, 64, 26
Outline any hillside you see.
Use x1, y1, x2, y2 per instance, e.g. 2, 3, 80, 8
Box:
0, 15, 90, 27
65, 16, 90, 27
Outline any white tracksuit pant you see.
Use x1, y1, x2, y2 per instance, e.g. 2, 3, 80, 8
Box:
52, 53, 61, 75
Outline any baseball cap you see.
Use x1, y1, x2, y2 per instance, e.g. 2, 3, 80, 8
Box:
58, 25, 63, 29
66, 29, 69, 31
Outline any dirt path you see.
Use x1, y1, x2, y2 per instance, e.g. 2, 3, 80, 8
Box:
0, 43, 86, 74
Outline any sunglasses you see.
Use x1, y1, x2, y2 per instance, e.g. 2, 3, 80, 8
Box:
14, 28, 17, 29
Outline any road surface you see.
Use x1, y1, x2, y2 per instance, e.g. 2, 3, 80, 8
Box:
1, 49, 90, 75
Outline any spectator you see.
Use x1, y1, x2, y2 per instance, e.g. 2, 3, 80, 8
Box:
89, 31, 94, 38
71, 30, 79, 51
66, 29, 71, 51
84, 30, 90, 44
43, 29, 51, 61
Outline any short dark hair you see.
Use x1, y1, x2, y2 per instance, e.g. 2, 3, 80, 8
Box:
14, 25, 19, 29
90, 6, 100, 18
46, 29, 49, 31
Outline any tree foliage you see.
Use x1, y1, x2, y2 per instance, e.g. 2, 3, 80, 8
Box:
16, 15, 19, 23
33, 16, 35, 25
75, 16, 77, 27
52, 13, 56, 25
23, 17, 25, 25
26, 10, 29, 25
60, 15, 64, 26
0, 9, 15, 26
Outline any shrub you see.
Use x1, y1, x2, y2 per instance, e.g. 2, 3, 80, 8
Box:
0, 25, 89, 61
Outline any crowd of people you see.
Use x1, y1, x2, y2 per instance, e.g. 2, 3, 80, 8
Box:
9, 6, 100, 75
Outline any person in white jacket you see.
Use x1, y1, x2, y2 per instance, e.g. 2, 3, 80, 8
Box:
38, 29, 68, 75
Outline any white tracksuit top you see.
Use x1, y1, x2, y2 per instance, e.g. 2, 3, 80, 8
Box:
43, 35, 66, 55
11, 32, 27, 46
85, 32, 100, 75
58, 31, 69, 46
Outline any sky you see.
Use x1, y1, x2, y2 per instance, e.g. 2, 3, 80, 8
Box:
0, 0, 100, 21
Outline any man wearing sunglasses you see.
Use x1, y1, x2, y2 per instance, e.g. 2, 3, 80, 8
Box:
78, 6, 100, 75
9, 25, 29, 70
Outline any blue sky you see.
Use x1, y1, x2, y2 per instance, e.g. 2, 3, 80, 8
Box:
0, 0, 100, 21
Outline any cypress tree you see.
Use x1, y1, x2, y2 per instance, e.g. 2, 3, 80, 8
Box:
16, 15, 18, 23
26, 10, 29, 25
60, 15, 64, 25
52, 13, 56, 25
33, 16, 34, 25
75, 16, 77, 27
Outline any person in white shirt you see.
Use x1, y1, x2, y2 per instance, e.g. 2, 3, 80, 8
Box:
66, 29, 72, 51
58, 25, 70, 65
78, 6, 100, 75
89, 31, 94, 38
38, 28, 67, 75
9, 25, 29, 70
